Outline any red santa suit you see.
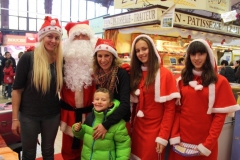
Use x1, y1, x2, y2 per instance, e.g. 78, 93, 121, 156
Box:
130, 34, 181, 160
169, 39, 240, 160
60, 21, 97, 160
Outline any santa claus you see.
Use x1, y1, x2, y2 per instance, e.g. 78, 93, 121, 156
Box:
60, 20, 97, 160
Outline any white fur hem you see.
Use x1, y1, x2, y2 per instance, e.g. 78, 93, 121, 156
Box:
130, 153, 141, 160
197, 143, 211, 156
60, 121, 74, 137
210, 104, 240, 115
155, 137, 168, 146
169, 137, 180, 145
155, 92, 181, 103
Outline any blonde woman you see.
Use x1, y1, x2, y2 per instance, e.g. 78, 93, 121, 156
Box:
11, 16, 63, 160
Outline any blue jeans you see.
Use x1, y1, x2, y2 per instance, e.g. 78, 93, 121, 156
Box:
7, 83, 12, 98
20, 113, 60, 160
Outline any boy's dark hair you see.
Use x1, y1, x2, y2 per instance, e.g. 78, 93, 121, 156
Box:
5, 51, 10, 56
236, 60, 240, 65
95, 88, 113, 102
221, 60, 228, 66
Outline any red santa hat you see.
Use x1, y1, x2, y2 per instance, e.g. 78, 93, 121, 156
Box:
65, 20, 95, 41
38, 16, 62, 41
94, 38, 118, 58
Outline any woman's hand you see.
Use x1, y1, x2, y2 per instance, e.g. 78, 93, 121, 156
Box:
11, 120, 21, 136
156, 142, 165, 153
93, 124, 107, 140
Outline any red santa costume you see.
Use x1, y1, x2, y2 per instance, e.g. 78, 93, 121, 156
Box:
130, 35, 181, 160
169, 39, 240, 160
60, 21, 97, 160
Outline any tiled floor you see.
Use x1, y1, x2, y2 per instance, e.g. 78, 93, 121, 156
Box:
0, 85, 62, 159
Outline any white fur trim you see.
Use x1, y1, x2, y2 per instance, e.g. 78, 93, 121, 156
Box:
207, 83, 215, 114
135, 89, 140, 96
130, 94, 139, 103
169, 137, 180, 145
137, 110, 144, 117
211, 104, 240, 114
155, 137, 168, 146
131, 34, 161, 63
130, 153, 141, 160
197, 143, 211, 156
69, 24, 95, 41
189, 39, 215, 68
94, 44, 118, 58
189, 81, 197, 87
195, 85, 203, 90
38, 25, 62, 41
60, 121, 74, 137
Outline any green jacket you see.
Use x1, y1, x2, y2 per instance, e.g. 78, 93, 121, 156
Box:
72, 99, 131, 160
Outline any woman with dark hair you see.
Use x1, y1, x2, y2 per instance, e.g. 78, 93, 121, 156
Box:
130, 34, 180, 160
3, 59, 14, 100
92, 38, 131, 140
169, 39, 240, 160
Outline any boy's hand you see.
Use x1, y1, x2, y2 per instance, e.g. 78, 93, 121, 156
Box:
74, 122, 82, 132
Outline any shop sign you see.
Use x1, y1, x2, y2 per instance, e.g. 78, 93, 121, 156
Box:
89, 15, 108, 34
115, 0, 229, 14
3, 35, 36, 46
104, 8, 158, 28
103, 7, 240, 37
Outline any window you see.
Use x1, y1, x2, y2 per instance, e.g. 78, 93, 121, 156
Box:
29, 18, 37, 31
19, 17, 27, 30
9, 16, 18, 29
79, 0, 86, 21
37, 0, 45, 19
95, 3, 107, 17
29, 0, 37, 18
71, 0, 79, 22
87, 1, 95, 19
9, 0, 18, 16
61, 0, 70, 21
37, 19, 44, 31
19, 0, 27, 17
52, 0, 61, 19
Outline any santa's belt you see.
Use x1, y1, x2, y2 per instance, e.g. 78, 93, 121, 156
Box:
60, 99, 93, 149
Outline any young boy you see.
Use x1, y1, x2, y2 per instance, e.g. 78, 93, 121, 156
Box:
72, 88, 131, 160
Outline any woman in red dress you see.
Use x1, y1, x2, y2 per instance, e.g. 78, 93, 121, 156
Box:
169, 39, 240, 160
130, 34, 180, 160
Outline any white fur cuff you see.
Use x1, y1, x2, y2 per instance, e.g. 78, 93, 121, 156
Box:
169, 137, 180, 145
155, 137, 168, 146
197, 143, 211, 156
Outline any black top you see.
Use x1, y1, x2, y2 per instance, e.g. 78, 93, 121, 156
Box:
219, 66, 235, 83
13, 52, 60, 118
96, 68, 131, 130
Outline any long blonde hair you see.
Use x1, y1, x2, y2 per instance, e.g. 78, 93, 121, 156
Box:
32, 41, 63, 95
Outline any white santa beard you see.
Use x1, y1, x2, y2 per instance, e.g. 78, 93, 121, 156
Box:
63, 40, 94, 91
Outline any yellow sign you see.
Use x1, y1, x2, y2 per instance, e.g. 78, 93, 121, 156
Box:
103, 7, 240, 37
115, 0, 230, 14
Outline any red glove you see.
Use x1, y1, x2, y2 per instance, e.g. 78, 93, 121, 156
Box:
121, 63, 130, 74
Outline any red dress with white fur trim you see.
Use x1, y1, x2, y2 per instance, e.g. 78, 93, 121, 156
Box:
169, 74, 240, 160
131, 66, 180, 160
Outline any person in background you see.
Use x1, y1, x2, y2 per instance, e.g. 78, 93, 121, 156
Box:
18, 52, 24, 59
169, 39, 240, 160
219, 60, 235, 83
60, 21, 96, 160
92, 38, 131, 140
178, 57, 185, 65
130, 34, 180, 160
11, 16, 63, 160
72, 88, 131, 160
234, 60, 240, 73
3, 59, 15, 100
0, 52, 4, 86
3, 51, 16, 72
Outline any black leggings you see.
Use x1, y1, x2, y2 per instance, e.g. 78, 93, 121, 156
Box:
20, 113, 60, 160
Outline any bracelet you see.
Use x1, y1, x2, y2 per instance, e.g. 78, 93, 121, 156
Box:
12, 119, 19, 121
